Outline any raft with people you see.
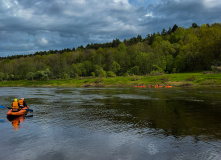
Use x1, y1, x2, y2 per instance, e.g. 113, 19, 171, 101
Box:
134, 85, 146, 88
134, 84, 174, 88
7, 98, 32, 119
165, 85, 173, 88
7, 106, 30, 117
154, 84, 163, 88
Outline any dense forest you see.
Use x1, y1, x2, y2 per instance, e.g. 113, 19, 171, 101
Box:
0, 23, 221, 81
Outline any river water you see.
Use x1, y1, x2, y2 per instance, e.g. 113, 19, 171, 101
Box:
0, 87, 221, 160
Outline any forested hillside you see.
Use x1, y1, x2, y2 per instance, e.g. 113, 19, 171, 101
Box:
0, 23, 221, 81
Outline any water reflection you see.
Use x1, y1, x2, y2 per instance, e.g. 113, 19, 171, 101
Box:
7, 114, 33, 130
50, 87, 221, 140
1, 87, 221, 159
16, 87, 220, 140
7, 115, 25, 130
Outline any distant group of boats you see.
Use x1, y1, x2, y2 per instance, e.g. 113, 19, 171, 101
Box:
134, 84, 174, 88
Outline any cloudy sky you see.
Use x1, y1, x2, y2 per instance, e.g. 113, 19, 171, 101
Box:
0, 0, 221, 57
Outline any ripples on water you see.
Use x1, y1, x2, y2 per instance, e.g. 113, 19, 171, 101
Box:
1, 87, 221, 160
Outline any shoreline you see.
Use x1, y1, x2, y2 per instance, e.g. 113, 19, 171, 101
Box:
0, 73, 221, 88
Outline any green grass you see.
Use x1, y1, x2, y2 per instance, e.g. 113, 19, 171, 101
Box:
0, 72, 221, 87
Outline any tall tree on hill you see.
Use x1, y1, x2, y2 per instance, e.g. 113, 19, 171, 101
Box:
167, 27, 172, 34
137, 35, 142, 42
192, 23, 199, 28
172, 24, 178, 33
161, 28, 167, 36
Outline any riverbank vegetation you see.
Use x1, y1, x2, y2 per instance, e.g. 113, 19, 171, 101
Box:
0, 23, 221, 87
0, 72, 220, 87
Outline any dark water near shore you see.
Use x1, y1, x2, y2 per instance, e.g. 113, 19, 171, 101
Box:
1, 87, 221, 160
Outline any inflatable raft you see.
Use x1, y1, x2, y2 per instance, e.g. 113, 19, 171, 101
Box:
7, 106, 29, 117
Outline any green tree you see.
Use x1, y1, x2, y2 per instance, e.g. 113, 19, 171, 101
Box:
94, 65, 106, 77
18, 61, 36, 79
174, 55, 185, 72
0, 72, 4, 81
161, 28, 167, 36
26, 72, 35, 80
71, 63, 81, 77
110, 61, 121, 74
166, 54, 174, 73
135, 52, 150, 74
129, 66, 140, 75
107, 71, 116, 77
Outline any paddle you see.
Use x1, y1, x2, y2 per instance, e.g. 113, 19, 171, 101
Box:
0, 106, 6, 108
7, 107, 33, 112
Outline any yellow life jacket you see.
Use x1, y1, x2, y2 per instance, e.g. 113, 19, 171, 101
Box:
18, 99, 24, 106
12, 102, 19, 109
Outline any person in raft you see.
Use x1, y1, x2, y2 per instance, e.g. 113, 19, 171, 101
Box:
12, 98, 20, 112
18, 98, 27, 108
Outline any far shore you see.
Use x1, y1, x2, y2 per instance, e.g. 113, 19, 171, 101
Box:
0, 72, 221, 88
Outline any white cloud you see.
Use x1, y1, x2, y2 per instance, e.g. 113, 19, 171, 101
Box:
113, 0, 129, 4
145, 12, 154, 18
2, 0, 13, 9
41, 38, 48, 45
203, 0, 221, 8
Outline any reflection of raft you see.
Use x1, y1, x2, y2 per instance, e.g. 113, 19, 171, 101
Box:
7, 115, 24, 130
7, 106, 29, 118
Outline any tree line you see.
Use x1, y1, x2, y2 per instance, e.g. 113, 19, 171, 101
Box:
0, 23, 221, 81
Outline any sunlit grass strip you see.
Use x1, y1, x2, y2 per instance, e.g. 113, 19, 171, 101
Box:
0, 73, 220, 87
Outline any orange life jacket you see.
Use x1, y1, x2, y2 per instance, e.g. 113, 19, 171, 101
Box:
18, 99, 24, 106
12, 102, 19, 109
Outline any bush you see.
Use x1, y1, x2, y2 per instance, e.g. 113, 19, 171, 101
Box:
26, 72, 35, 80
99, 70, 107, 77
186, 75, 197, 81
150, 70, 163, 76
61, 73, 69, 79
95, 79, 103, 84
123, 72, 130, 77
107, 71, 116, 77
172, 68, 177, 73
159, 75, 169, 82
9, 74, 15, 80
0, 72, 4, 81
211, 65, 221, 72
91, 72, 95, 77
35, 69, 50, 80
129, 66, 140, 75
95, 67, 106, 77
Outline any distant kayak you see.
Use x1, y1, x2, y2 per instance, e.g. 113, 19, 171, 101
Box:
165, 85, 173, 88
155, 85, 163, 88
7, 106, 29, 118
134, 86, 146, 88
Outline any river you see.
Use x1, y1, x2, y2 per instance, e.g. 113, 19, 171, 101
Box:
0, 87, 221, 160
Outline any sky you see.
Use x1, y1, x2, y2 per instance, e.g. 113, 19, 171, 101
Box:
0, 0, 221, 57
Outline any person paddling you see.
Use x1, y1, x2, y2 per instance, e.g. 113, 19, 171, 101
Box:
18, 98, 27, 108
12, 98, 20, 112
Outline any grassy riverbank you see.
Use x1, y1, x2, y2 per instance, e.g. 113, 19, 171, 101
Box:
0, 72, 221, 87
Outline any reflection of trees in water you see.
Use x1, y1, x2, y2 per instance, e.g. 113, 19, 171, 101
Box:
89, 91, 221, 139
23, 87, 221, 140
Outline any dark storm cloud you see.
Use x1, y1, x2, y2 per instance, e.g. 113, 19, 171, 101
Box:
142, 0, 221, 31
0, 0, 220, 56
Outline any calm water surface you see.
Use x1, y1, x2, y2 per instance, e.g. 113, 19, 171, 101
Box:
0, 87, 221, 160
